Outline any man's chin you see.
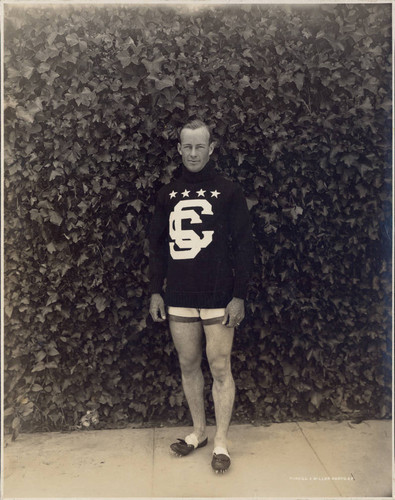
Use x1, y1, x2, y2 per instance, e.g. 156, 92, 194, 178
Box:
185, 162, 205, 173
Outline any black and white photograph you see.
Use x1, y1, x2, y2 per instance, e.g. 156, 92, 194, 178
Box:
2, 0, 393, 498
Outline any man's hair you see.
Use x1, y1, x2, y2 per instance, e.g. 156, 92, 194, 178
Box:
178, 119, 212, 143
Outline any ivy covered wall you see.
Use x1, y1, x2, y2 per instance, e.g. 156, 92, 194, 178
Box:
4, 3, 392, 437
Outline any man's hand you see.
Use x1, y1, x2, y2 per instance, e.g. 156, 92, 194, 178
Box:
149, 293, 166, 322
222, 297, 245, 328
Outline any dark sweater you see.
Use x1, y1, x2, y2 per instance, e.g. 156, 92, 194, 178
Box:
149, 160, 254, 308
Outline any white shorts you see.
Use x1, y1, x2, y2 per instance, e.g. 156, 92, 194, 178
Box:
167, 306, 225, 326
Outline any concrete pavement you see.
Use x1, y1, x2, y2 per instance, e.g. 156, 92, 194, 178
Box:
3, 419, 393, 498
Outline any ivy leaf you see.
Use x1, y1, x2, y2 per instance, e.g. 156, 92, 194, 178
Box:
65, 33, 80, 46
12, 416, 21, 430
116, 50, 138, 68
360, 97, 373, 111
239, 75, 250, 88
36, 47, 59, 62
15, 99, 42, 123
36, 350, 46, 362
142, 55, 165, 76
49, 169, 63, 181
37, 62, 51, 74
21, 62, 35, 79
343, 154, 358, 167
122, 77, 141, 89
4, 407, 14, 417
77, 253, 89, 266
16, 107, 34, 123
49, 211, 63, 226
95, 296, 108, 313
153, 76, 175, 90
246, 195, 258, 210
32, 362, 46, 373
131, 199, 143, 213
46, 242, 56, 254
290, 206, 303, 220
311, 392, 323, 408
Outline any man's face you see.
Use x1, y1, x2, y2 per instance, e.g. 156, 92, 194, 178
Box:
177, 127, 214, 173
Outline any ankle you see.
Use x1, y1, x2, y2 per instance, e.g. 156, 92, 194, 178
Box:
213, 436, 228, 449
193, 427, 207, 441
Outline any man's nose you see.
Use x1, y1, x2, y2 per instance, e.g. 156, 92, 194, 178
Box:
190, 147, 197, 156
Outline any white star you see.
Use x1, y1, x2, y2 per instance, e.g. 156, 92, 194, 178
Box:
211, 190, 221, 198
196, 189, 206, 197
169, 190, 177, 199
181, 189, 190, 198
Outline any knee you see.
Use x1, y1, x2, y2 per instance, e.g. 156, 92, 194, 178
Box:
208, 355, 231, 384
179, 354, 201, 377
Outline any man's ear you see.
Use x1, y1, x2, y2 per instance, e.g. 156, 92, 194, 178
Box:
209, 142, 215, 155
177, 143, 182, 155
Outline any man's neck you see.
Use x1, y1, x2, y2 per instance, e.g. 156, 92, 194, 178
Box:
181, 160, 215, 183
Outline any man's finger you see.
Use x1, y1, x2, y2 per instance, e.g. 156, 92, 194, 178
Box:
227, 315, 237, 328
230, 312, 245, 328
225, 314, 237, 328
150, 308, 162, 322
159, 303, 166, 320
156, 308, 165, 322
222, 309, 230, 325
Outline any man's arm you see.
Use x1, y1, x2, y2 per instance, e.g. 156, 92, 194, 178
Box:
148, 191, 168, 322
222, 297, 245, 328
149, 293, 166, 322
224, 185, 254, 328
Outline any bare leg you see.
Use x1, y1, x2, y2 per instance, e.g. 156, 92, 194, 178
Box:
204, 323, 235, 451
169, 320, 207, 442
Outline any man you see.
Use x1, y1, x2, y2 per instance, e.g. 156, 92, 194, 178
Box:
149, 119, 254, 473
